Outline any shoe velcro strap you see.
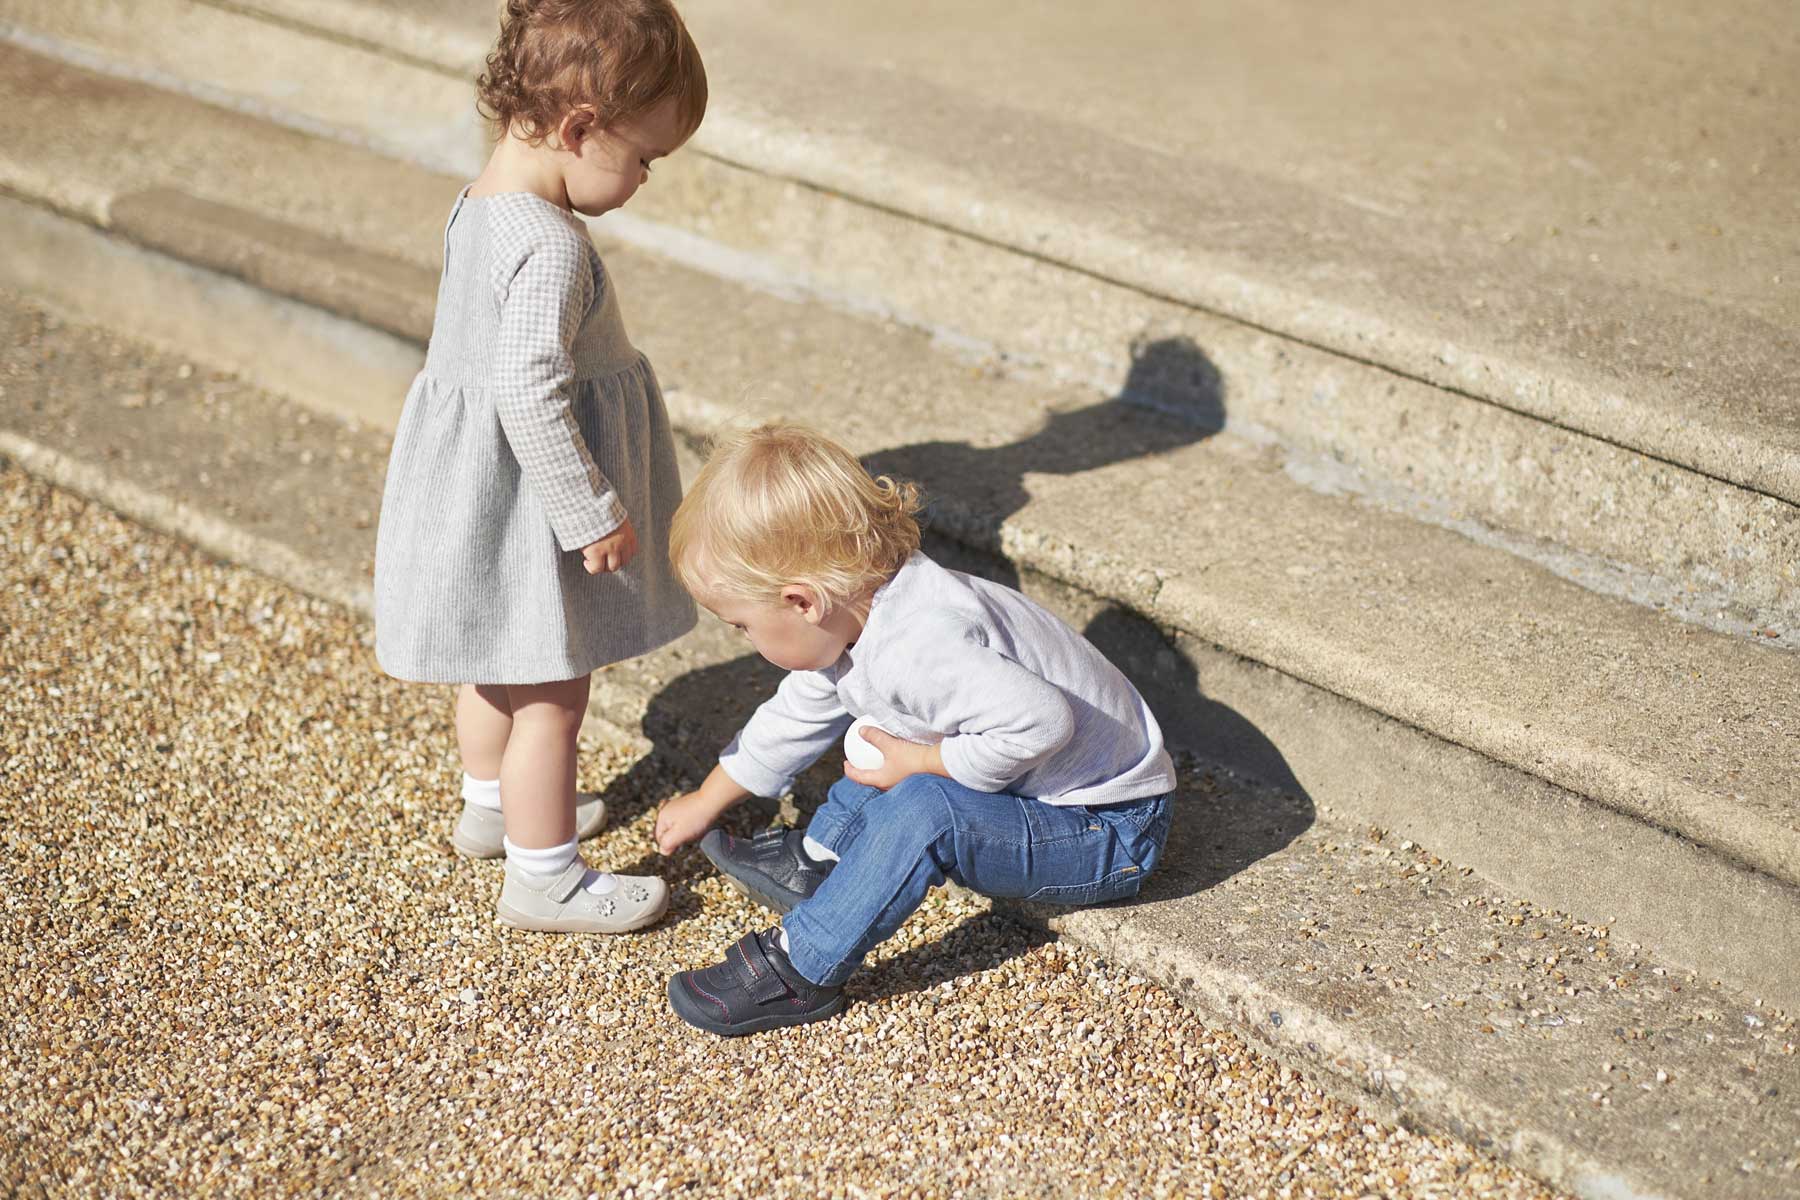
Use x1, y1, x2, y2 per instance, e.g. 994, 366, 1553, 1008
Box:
731, 933, 792, 1005
545, 861, 590, 903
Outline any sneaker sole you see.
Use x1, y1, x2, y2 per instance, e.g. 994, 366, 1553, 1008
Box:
720, 872, 800, 916
699, 831, 805, 915
666, 974, 846, 1036
494, 893, 667, 935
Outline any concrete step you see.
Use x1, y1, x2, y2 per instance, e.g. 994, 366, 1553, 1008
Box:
3, 0, 1796, 633
5, 287, 1796, 1200
1, 44, 1796, 1017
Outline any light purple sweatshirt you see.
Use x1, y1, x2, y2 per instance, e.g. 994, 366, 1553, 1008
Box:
719, 552, 1176, 806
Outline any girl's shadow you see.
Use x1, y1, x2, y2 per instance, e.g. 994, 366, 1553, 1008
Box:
862, 336, 1226, 585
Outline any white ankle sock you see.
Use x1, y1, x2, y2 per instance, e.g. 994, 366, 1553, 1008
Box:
503, 836, 619, 895
462, 773, 502, 811
801, 835, 839, 864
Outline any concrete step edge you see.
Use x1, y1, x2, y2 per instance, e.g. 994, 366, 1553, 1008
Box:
0, 429, 373, 613
17, 173, 1799, 889
679, 109, 1800, 507
6, 186, 1800, 1018
2, 355, 1794, 1200
3, 0, 1795, 511
4, 24, 1794, 640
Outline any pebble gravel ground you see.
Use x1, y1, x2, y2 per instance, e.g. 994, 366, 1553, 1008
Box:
0, 466, 1574, 1199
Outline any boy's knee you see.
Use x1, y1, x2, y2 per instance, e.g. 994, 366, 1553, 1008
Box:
863, 774, 955, 833
827, 776, 885, 809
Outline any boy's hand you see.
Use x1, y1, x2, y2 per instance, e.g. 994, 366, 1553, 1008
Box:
843, 727, 949, 791
581, 519, 638, 574
654, 790, 723, 855
656, 764, 753, 855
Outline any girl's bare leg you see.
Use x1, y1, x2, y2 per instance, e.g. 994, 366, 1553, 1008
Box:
456, 683, 513, 781
499, 675, 590, 849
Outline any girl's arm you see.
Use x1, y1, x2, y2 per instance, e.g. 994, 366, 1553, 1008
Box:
491, 225, 624, 552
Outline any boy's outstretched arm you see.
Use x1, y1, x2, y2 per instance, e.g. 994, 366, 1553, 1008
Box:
656, 668, 851, 854
718, 668, 852, 797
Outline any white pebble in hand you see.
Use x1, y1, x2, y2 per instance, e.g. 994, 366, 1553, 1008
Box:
844, 716, 887, 771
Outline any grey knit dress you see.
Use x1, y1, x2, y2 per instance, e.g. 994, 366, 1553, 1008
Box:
374, 188, 695, 684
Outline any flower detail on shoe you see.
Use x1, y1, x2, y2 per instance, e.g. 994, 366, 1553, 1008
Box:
495, 862, 669, 934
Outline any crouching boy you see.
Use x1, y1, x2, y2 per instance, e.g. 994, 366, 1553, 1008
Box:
655, 424, 1175, 1034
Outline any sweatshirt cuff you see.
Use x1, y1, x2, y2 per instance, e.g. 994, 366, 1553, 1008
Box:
718, 742, 794, 799
550, 490, 627, 553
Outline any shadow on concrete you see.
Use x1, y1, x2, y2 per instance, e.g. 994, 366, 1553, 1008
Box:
1077, 605, 1314, 906
861, 335, 1226, 594
603, 335, 1313, 988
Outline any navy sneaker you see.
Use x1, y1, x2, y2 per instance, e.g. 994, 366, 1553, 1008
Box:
699, 827, 833, 915
667, 928, 845, 1035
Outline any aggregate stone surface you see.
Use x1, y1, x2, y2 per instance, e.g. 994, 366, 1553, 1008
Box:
0, 467, 1577, 1197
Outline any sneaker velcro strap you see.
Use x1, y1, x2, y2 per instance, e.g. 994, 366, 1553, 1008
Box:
748, 830, 789, 858
730, 933, 792, 1005
545, 861, 590, 903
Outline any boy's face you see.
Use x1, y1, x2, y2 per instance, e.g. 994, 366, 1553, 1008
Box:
701, 587, 855, 673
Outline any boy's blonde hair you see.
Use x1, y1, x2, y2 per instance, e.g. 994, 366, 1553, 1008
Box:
477, 0, 707, 145
671, 425, 922, 614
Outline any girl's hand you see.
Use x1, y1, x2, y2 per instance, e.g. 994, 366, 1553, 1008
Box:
581, 519, 638, 574
843, 727, 949, 791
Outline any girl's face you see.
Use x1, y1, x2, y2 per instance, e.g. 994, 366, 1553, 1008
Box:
560, 97, 686, 217
700, 586, 861, 673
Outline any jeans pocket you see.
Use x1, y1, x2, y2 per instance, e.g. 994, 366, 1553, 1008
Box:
1020, 797, 1108, 846
1101, 795, 1171, 866
1136, 801, 1173, 866
1025, 865, 1144, 907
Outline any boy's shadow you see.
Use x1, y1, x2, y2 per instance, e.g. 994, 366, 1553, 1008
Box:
603, 337, 1314, 977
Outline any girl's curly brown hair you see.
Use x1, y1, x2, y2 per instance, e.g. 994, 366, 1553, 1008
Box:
476, 0, 706, 145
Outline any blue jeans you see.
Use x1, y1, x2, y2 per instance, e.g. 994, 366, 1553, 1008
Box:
781, 775, 1173, 987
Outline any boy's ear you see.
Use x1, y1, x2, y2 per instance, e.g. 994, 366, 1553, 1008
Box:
780, 584, 824, 625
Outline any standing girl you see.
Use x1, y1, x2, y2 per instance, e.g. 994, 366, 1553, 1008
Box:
374, 0, 705, 933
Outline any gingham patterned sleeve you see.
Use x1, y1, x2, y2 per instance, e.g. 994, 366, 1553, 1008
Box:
489, 214, 626, 552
